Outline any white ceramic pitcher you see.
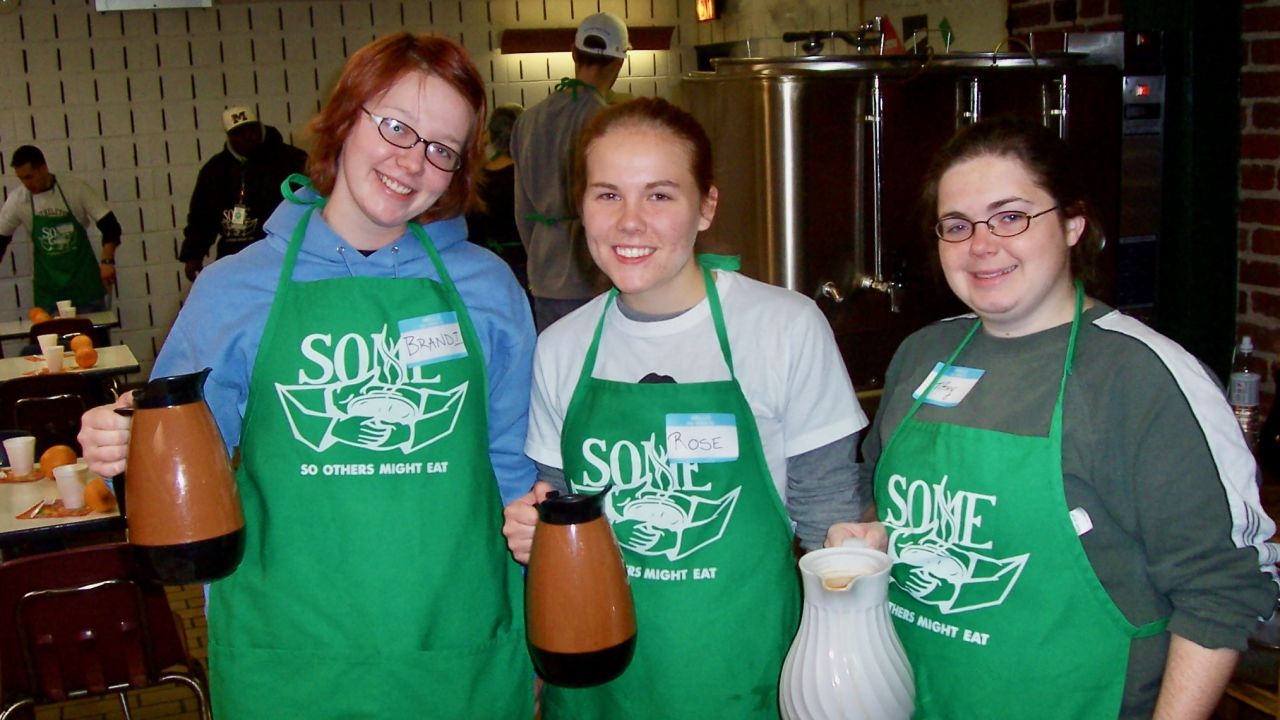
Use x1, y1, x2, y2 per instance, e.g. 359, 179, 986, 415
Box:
779, 539, 914, 720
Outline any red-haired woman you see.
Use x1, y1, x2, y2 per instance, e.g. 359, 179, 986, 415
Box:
78, 34, 536, 718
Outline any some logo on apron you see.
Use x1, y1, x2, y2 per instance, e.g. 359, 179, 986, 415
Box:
882, 472, 1028, 615
575, 432, 739, 562
275, 324, 468, 454
37, 221, 79, 255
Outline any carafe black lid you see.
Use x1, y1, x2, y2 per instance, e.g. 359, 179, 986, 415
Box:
134, 368, 212, 409
537, 487, 610, 525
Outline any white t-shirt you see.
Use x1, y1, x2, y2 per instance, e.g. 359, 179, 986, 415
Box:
0, 175, 111, 237
526, 270, 868, 502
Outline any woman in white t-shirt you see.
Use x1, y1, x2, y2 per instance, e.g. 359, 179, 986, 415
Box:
501, 97, 867, 719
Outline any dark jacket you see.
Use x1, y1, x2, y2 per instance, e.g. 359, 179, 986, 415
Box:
179, 125, 308, 262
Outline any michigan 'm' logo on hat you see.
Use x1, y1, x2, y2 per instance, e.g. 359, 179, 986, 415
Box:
222, 106, 259, 132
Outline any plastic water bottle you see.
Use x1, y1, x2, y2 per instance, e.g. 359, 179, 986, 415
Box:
1230, 336, 1263, 451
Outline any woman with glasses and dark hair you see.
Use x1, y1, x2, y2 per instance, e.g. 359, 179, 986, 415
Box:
77, 33, 535, 718
827, 117, 1277, 719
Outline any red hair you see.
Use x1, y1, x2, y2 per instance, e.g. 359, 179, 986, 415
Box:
306, 33, 488, 221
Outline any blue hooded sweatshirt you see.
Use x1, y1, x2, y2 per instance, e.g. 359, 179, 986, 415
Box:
153, 192, 537, 504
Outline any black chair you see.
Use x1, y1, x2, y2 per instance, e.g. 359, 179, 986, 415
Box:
26, 318, 97, 352
0, 543, 210, 720
0, 374, 108, 456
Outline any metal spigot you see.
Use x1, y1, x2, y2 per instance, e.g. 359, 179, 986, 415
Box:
816, 281, 845, 303
860, 276, 903, 313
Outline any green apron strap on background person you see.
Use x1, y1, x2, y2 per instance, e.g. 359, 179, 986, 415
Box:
874, 283, 1168, 719
554, 77, 595, 101
29, 181, 105, 310
549, 261, 799, 719
206, 188, 531, 718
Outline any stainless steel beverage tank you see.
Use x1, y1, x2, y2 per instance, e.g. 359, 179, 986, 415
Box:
682, 52, 1121, 391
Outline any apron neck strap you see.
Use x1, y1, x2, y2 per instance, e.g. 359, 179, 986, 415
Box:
904, 280, 1085, 423
276, 174, 327, 285
575, 260, 737, 395
554, 77, 595, 101
273, 175, 457, 304
701, 262, 736, 378
1049, 281, 1086, 432
407, 223, 462, 303
31, 180, 72, 215
280, 173, 323, 208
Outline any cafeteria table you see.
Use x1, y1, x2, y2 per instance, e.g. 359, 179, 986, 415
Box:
0, 308, 120, 357
0, 344, 139, 383
0, 472, 123, 558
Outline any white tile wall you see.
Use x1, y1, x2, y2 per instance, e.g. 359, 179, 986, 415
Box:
0, 0, 866, 379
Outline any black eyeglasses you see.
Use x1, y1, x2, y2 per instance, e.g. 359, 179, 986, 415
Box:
935, 206, 1061, 243
361, 108, 462, 173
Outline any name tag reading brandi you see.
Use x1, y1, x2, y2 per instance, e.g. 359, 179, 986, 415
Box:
398, 312, 468, 368
666, 413, 739, 464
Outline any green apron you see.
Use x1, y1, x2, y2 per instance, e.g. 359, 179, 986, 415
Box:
874, 285, 1166, 719
29, 181, 105, 310
551, 264, 799, 719
206, 193, 533, 719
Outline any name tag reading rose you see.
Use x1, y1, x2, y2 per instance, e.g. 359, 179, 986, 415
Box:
665, 413, 739, 463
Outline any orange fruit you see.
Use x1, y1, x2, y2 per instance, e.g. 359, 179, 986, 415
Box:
28, 307, 51, 323
74, 347, 97, 368
39, 444, 77, 480
85, 477, 117, 512
69, 334, 93, 352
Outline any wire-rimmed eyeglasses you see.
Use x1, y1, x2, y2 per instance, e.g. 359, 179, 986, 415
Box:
361, 108, 463, 173
935, 206, 1061, 243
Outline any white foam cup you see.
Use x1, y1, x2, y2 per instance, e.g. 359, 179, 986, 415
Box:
43, 345, 64, 373
3, 435, 36, 476
36, 333, 59, 354
56, 300, 74, 317
53, 462, 87, 510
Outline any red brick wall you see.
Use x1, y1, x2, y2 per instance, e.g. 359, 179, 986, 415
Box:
1242, 0, 1280, 400
1008, 0, 1121, 31
1014, 2, 1280, 402
1008, 0, 1125, 32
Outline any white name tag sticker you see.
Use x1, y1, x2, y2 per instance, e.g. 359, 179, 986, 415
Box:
1069, 507, 1093, 536
397, 312, 468, 368
666, 413, 739, 464
912, 362, 985, 407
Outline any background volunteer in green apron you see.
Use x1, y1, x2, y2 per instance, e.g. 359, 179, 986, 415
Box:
0, 144, 121, 312
503, 98, 868, 718
78, 34, 536, 719
510, 12, 630, 332
828, 118, 1279, 719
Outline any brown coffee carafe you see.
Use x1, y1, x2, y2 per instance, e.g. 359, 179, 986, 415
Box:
123, 368, 245, 584
526, 487, 636, 687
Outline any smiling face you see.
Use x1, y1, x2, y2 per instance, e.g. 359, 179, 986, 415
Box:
324, 70, 474, 251
581, 123, 718, 315
937, 153, 1085, 337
